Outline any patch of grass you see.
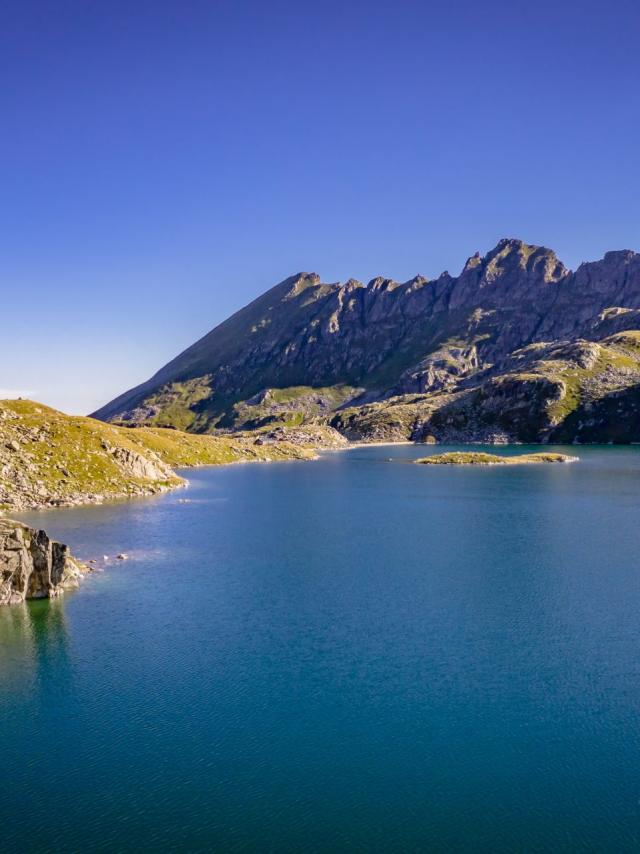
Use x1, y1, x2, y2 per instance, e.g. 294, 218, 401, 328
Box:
227, 384, 360, 430
416, 451, 577, 465
143, 377, 213, 431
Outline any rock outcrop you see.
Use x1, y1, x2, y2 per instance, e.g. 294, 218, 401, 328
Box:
101, 441, 175, 481
0, 519, 87, 605
91, 238, 640, 443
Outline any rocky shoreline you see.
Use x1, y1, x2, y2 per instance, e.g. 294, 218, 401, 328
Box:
0, 518, 88, 605
0, 405, 352, 603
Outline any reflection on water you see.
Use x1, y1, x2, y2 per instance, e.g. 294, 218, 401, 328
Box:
0, 597, 70, 694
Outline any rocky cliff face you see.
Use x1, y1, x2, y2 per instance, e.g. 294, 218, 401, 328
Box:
0, 519, 86, 605
92, 239, 640, 443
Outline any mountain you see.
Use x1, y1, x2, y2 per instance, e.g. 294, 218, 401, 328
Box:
92, 238, 640, 443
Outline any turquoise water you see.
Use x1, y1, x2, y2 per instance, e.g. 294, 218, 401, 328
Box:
2, 444, 640, 851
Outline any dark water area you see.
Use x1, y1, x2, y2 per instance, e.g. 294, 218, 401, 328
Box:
2, 444, 640, 851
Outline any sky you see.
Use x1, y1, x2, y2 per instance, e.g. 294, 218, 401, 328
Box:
1, 0, 639, 414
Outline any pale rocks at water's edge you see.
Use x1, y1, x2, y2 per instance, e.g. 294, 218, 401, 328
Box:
92, 238, 640, 445
0, 518, 87, 605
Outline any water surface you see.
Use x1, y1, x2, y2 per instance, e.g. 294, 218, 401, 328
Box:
2, 445, 640, 851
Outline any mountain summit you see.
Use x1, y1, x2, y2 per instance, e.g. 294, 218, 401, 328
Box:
92, 239, 640, 443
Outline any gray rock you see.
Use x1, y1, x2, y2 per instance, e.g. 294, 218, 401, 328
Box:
0, 519, 87, 605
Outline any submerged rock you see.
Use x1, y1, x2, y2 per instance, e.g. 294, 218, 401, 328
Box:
0, 519, 87, 605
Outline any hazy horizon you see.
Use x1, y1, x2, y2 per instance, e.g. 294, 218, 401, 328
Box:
3, 0, 639, 414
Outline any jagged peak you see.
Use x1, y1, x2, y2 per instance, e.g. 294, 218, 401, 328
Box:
282, 272, 322, 300
294, 272, 321, 286
454, 239, 569, 290
343, 278, 364, 290
483, 238, 557, 261
474, 239, 565, 277
487, 238, 554, 262
462, 251, 482, 273
495, 237, 528, 251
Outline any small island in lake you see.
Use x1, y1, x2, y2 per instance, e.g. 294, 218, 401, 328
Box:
416, 451, 578, 466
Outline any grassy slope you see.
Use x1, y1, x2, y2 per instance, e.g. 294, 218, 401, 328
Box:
0, 400, 317, 510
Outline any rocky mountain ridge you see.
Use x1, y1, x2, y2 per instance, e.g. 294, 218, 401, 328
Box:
93, 238, 640, 442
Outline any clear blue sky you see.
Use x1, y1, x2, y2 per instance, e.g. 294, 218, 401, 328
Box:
2, 0, 639, 414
